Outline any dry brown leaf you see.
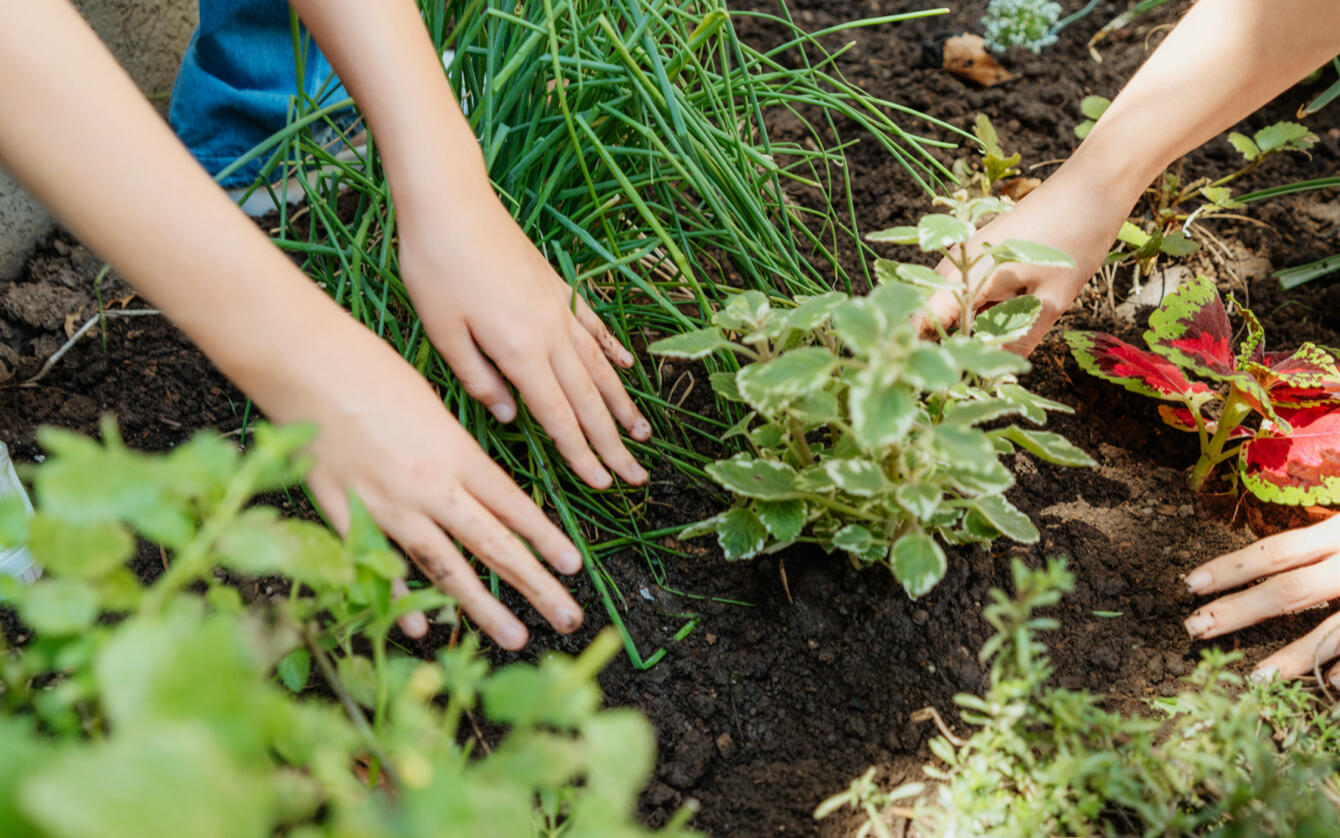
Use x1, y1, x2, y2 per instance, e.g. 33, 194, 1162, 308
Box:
64, 309, 83, 339
110, 293, 137, 309
943, 34, 1015, 88
999, 176, 1042, 201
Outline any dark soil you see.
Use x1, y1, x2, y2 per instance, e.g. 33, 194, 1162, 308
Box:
3, 1, 1340, 836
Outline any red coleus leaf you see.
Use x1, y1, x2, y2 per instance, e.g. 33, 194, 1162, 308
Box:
1242, 405, 1340, 505
1241, 343, 1340, 409
1066, 331, 1212, 401
1157, 404, 1252, 438
1158, 404, 1199, 433
1145, 274, 1236, 378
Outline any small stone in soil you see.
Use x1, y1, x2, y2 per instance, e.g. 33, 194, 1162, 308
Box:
715, 732, 736, 759
1178, 504, 1194, 518
912, 608, 929, 625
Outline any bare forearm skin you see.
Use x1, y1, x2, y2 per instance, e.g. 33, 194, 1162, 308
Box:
1067, 0, 1340, 204
0, 1, 431, 431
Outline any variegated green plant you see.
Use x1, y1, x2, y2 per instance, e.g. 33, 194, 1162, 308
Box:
649, 202, 1094, 599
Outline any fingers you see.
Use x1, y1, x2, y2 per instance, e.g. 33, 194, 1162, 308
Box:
572, 324, 651, 442
1256, 611, 1340, 682
442, 332, 517, 423
1185, 552, 1340, 640
552, 351, 648, 486
461, 447, 584, 575
554, 276, 635, 368
431, 486, 583, 635
391, 578, 429, 639
388, 509, 530, 650
1185, 514, 1340, 595
506, 363, 612, 488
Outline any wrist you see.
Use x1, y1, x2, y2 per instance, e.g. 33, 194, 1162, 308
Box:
1058, 131, 1161, 211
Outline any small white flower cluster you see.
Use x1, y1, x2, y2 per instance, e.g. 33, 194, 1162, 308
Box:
981, 0, 1062, 53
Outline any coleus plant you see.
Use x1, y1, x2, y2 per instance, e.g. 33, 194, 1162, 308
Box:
1066, 273, 1340, 504
649, 199, 1094, 599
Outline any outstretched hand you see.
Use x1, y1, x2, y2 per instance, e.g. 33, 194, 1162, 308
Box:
919, 168, 1132, 356
1185, 514, 1340, 685
399, 191, 651, 490
299, 344, 590, 651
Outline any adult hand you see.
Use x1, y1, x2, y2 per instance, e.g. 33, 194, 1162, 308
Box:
398, 190, 651, 491
1184, 514, 1340, 684
918, 167, 1132, 356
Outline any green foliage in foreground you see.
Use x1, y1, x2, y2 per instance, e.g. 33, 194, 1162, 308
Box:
650, 200, 1092, 599
0, 421, 697, 838
819, 559, 1340, 837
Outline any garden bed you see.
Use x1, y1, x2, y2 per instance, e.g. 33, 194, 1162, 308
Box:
2, 1, 1340, 835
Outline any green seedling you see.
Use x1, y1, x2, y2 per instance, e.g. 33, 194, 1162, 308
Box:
650, 200, 1092, 599
820, 558, 1340, 836
951, 115, 1022, 199
0, 420, 698, 837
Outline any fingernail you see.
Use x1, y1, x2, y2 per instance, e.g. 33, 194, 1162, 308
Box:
499, 624, 527, 650
1250, 665, 1279, 684
591, 467, 612, 488
559, 548, 583, 573
558, 608, 583, 633
628, 463, 649, 484
490, 402, 516, 422
1185, 568, 1211, 594
632, 417, 652, 440
619, 348, 635, 367
1184, 612, 1214, 638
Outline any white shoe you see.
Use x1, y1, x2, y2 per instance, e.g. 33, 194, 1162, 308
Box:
0, 442, 39, 585
227, 130, 367, 218
228, 50, 459, 219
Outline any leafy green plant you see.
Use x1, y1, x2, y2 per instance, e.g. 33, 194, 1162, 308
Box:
1066, 273, 1340, 503
0, 420, 697, 838
1071, 94, 1108, 140
950, 115, 1022, 199
649, 199, 1093, 598
981, 0, 1062, 53
818, 558, 1340, 837
231, 1, 962, 666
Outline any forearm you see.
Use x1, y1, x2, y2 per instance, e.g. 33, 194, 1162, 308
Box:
0, 1, 416, 424
1066, 0, 1340, 201
289, 0, 494, 229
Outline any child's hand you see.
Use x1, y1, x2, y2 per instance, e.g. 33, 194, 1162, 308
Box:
291, 337, 589, 650
398, 190, 651, 490
1184, 514, 1340, 685
919, 168, 1132, 356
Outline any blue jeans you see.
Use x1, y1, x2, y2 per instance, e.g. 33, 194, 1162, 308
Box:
169, 2, 351, 189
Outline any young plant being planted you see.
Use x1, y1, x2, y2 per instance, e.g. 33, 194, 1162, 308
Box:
1067, 273, 1340, 503
650, 201, 1093, 599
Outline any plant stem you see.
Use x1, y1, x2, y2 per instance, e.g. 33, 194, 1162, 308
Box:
1189, 389, 1251, 491
305, 627, 403, 789
789, 416, 814, 466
